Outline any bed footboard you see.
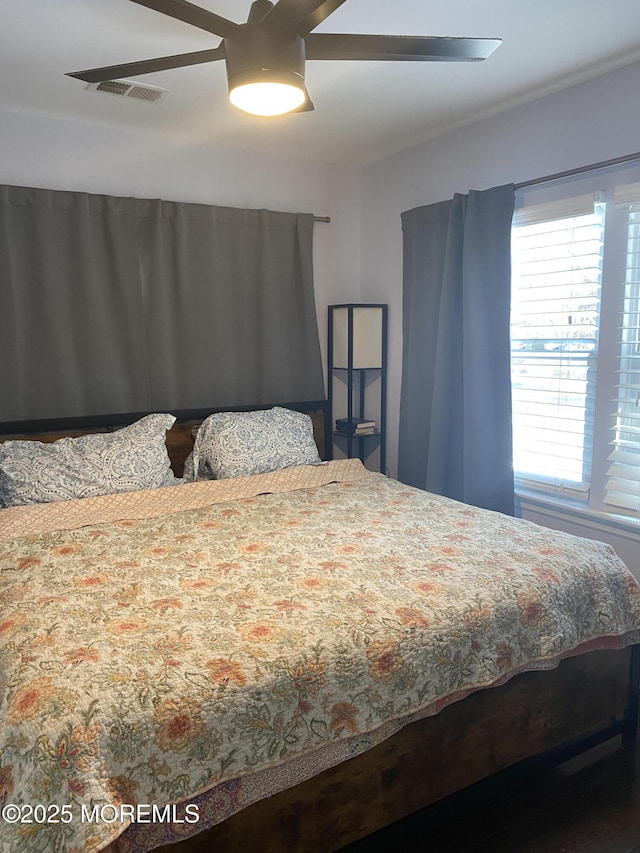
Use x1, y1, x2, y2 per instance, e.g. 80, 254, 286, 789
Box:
149, 645, 637, 853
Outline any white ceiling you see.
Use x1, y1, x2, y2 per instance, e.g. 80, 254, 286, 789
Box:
3, 0, 640, 167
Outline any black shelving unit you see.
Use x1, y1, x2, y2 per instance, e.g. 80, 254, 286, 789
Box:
328, 303, 387, 473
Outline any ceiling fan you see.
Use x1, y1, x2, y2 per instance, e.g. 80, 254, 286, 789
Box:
68, 0, 501, 117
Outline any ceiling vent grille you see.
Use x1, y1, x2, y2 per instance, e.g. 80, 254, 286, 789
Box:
88, 80, 170, 103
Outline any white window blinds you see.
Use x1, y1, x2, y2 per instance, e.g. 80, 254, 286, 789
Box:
511, 193, 605, 494
604, 184, 640, 516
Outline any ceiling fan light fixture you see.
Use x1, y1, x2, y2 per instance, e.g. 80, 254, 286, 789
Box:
228, 69, 305, 116
66, 0, 503, 120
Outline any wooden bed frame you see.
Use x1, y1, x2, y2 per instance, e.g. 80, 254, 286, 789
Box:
1, 402, 638, 853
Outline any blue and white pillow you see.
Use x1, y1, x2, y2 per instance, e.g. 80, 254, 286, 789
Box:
0, 413, 178, 507
184, 407, 321, 481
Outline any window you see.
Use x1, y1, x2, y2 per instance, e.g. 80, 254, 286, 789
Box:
604, 185, 640, 513
511, 195, 604, 494
510, 168, 640, 523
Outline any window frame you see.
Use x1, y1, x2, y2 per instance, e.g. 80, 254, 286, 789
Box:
511, 162, 640, 527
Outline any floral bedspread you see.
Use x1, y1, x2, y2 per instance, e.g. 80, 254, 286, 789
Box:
1, 459, 640, 853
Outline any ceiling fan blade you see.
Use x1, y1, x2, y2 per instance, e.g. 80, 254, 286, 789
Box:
263, 0, 348, 36
67, 46, 225, 84
305, 33, 501, 62
130, 0, 239, 39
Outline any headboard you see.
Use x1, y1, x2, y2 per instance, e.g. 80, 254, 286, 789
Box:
0, 400, 331, 478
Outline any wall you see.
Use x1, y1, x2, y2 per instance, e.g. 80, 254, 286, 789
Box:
360, 59, 640, 483
0, 107, 363, 389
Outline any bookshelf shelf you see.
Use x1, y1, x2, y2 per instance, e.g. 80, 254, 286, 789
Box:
332, 430, 382, 439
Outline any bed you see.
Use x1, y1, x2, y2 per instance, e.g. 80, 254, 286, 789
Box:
1, 401, 639, 853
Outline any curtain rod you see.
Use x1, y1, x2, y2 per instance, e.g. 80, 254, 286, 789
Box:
515, 151, 640, 190
314, 215, 330, 223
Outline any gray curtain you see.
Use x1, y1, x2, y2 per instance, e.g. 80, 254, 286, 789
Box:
136, 201, 322, 409
398, 184, 515, 515
0, 186, 149, 419
0, 185, 324, 421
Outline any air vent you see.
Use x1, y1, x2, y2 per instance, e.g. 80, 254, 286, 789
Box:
87, 80, 170, 103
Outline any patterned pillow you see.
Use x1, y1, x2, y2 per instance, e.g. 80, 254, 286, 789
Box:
0, 414, 178, 507
184, 407, 321, 481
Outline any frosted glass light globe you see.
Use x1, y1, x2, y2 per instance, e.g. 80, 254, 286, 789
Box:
229, 81, 305, 116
